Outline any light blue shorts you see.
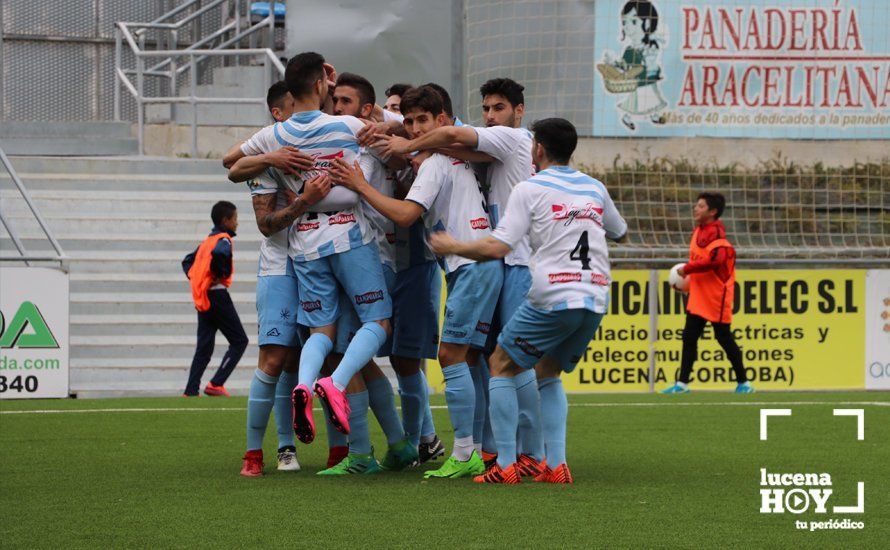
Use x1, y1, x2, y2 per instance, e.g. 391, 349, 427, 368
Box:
256, 263, 302, 347
485, 263, 532, 351
442, 261, 503, 348
293, 243, 393, 328
334, 264, 396, 354
498, 301, 604, 373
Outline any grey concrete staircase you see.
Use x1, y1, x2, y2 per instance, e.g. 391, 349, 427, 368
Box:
0, 122, 139, 156
0, 156, 261, 397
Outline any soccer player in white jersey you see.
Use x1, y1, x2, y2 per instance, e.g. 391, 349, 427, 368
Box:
234, 52, 394, 475
324, 72, 422, 471
430, 118, 628, 484
375, 78, 544, 474
332, 86, 503, 479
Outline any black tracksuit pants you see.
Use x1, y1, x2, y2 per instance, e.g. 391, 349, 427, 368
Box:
184, 289, 248, 395
678, 313, 748, 384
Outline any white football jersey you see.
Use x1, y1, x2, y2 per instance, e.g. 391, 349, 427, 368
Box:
245, 169, 289, 277
474, 125, 536, 267
406, 153, 492, 274
392, 167, 437, 272
241, 111, 374, 261
490, 166, 627, 312
360, 149, 396, 270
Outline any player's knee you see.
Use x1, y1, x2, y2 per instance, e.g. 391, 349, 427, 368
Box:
437, 344, 464, 367
374, 318, 392, 337
489, 347, 514, 377
260, 346, 288, 374
390, 356, 420, 377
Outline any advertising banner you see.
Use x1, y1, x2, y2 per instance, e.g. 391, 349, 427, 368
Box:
592, 0, 890, 138
0, 267, 69, 399
865, 269, 890, 389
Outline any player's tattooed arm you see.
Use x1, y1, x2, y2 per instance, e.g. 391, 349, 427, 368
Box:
253, 175, 331, 236
228, 147, 315, 183
428, 232, 510, 261
330, 159, 422, 227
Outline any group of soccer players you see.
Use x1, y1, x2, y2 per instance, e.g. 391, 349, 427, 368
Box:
222, 51, 627, 484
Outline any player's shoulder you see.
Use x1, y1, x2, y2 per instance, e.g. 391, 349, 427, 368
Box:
328, 114, 365, 134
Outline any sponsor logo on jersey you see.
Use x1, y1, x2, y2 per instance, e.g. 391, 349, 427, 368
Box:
301, 300, 322, 312
311, 150, 345, 171
514, 337, 544, 358
551, 203, 604, 227
328, 213, 357, 225
470, 217, 490, 230
475, 321, 491, 334
590, 273, 610, 286
297, 221, 320, 232
355, 290, 384, 305
549, 272, 582, 284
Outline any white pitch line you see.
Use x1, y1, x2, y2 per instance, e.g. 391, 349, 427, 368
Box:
1, 400, 888, 415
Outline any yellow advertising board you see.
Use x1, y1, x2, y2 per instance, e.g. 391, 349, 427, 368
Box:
426, 269, 866, 393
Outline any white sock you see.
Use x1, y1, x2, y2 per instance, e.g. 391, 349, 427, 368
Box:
474, 442, 482, 454
452, 436, 475, 461
677, 381, 688, 389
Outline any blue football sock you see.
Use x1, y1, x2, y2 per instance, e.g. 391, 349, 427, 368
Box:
346, 390, 371, 455
331, 323, 388, 390
515, 368, 545, 461
274, 370, 298, 449
246, 369, 278, 451
441, 362, 476, 440
396, 372, 425, 446
538, 377, 568, 466
419, 369, 436, 438
324, 403, 348, 449
488, 376, 519, 469
476, 356, 496, 453
297, 333, 333, 388
469, 364, 488, 448
366, 375, 405, 446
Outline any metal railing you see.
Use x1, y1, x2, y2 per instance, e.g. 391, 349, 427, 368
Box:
0, 148, 68, 270
113, 0, 284, 156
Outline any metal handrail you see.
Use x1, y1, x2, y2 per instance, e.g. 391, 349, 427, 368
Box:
0, 148, 68, 269
113, 0, 283, 158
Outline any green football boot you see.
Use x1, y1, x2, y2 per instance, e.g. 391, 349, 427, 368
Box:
423, 451, 485, 479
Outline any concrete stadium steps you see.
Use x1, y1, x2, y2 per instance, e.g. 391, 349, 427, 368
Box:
1, 155, 268, 397
0, 122, 139, 156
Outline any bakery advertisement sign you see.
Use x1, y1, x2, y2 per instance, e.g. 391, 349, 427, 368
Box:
593, 0, 890, 138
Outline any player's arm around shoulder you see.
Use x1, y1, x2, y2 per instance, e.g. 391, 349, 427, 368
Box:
330, 157, 423, 228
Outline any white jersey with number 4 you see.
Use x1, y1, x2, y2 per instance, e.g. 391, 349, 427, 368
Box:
406, 153, 492, 274
491, 166, 627, 313
241, 110, 374, 261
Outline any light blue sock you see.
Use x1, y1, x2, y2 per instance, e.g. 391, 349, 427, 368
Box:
477, 356, 496, 453
441, 362, 476, 440
331, 323, 388, 390
366, 375, 405, 446
469, 364, 487, 447
346, 390, 371, 455
324, 404, 348, 448
396, 372, 425, 446
246, 369, 278, 451
538, 377, 568, 466
419, 369, 436, 438
297, 333, 333, 388
515, 368, 545, 461
274, 370, 298, 449
488, 376, 519, 469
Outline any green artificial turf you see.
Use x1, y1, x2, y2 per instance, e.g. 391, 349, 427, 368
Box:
1, 392, 887, 548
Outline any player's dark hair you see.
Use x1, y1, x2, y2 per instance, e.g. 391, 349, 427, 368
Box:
385, 83, 412, 98
421, 82, 454, 119
211, 201, 237, 226
530, 118, 578, 165
400, 86, 445, 117
697, 192, 726, 219
266, 81, 290, 111
621, 1, 660, 46
285, 51, 325, 99
336, 72, 376, 107
479, 77, 525, 108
